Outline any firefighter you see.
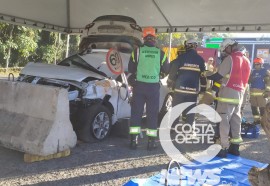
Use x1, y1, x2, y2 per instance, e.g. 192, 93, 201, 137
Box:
167, 39, 207, 132
128, 27, 170, 150
168, 45, 186, 91
206, 39, 251, 158
249, 57, 270, 124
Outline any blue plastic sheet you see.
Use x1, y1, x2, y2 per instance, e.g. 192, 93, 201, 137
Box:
124, 154, 268, 186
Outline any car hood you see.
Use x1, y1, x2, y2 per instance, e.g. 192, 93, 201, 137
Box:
21, 62, 105, 82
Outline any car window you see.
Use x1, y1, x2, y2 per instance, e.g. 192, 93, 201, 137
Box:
58, 55, 85, 67
79, 35, 142, 54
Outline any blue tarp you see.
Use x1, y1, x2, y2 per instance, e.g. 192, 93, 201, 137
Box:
124, 154, 268, 186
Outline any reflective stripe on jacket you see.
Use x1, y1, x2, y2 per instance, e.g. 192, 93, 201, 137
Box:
216, 97, 240, 104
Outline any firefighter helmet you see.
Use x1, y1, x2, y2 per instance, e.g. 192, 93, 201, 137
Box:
186, 39, 198, 45
220, 39, 237, 52
185, 39, 198, 50
253, 57, 264, 64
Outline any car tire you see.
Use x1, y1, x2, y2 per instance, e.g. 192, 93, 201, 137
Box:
158, 94, 173, 125
77, 104, 112, 142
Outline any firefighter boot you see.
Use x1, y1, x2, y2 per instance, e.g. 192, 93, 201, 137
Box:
129, 134, 138, 150
217, 148, 228, 158
147, 137, 157, 151
228, 144, 240, 156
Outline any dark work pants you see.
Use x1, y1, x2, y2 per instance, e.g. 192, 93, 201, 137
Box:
130, 82, 160, 130
172, 92, 197, 125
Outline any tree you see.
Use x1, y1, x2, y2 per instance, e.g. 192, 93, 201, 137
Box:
0, 23, 17, 69
0, 24, 40, 68
68, 35, 81, 56
156, 33, 186, 48
37, 32, 80, 64
39, 32, 66, 64
0, 23, 79, 67
13, 26, 40, 67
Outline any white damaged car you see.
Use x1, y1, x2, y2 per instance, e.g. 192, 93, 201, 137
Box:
17, 16, 172, 142
18, 49, 172, 141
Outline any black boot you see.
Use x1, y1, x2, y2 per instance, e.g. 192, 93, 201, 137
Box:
217, 148, 228, 158
147, 137, 157, 151
228, 144, 240, 156
129, 135, 138, 150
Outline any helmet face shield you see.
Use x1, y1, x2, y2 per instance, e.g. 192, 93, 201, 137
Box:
186, 39, 198, 45
185, 39, 198, 50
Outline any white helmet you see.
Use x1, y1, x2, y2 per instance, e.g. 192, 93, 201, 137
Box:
185, 39, 198, 50
186, 39, 198, 45
220, 39, 237, 52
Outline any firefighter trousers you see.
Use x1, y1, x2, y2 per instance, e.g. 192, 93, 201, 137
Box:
172, 92, 197, 126
216, 101, 242, 148
250, 94, 267, 123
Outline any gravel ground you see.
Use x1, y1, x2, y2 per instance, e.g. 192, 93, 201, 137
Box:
0, 104, 269, 186
0, 135, 170, 186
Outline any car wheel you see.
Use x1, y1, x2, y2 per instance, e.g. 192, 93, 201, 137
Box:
159, 94, 173, 124
77, 104, 112, 142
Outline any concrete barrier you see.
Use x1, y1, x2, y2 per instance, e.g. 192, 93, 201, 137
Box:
0, 80, 77, 156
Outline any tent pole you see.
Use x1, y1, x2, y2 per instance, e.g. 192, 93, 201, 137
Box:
65, 0, 70, 57
152, 0, 172, 28
66, 34, 70, 58
168, 32, 172, 62
152, 0, 173, 62
66, 0, 70, 29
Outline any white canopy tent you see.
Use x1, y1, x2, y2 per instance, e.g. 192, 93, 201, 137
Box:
1, 0, 270, 34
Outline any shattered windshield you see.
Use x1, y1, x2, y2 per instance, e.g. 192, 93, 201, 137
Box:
58, 55, 107, 77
